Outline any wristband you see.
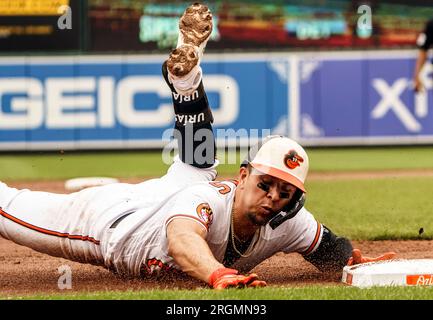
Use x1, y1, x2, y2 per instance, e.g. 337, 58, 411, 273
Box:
208, 267, 238, 286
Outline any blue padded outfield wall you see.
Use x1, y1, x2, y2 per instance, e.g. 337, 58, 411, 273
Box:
0, 54, 289, 150
0, 50, 432, 150
297, 50, 433, 145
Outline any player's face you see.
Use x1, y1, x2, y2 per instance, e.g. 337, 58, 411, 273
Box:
238, 167, 297, 226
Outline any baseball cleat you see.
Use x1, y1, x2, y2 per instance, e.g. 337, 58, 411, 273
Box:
177, 2, 213, 56
166, 46, 203, 96
167, 3, 213, 96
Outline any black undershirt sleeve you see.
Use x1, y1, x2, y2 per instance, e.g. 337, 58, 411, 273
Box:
303, 225, 353, 272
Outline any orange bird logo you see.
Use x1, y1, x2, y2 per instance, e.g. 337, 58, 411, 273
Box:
284, 150, 304, 169
196, 203, 213, 228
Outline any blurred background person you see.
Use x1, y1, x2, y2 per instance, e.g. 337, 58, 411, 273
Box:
413, 18, 433, 92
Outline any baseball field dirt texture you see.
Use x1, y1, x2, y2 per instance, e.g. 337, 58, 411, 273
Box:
2, 169, 433, 298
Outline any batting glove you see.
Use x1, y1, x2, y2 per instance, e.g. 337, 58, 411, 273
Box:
347, 248, 396, 266
208, 267, 267, 289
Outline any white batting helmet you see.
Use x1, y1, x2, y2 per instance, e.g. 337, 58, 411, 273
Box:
242, 135, 309, 192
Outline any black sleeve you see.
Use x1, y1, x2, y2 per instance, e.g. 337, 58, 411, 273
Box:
303, 225, 353, 272
417, 19, 433, 51
162, 61, 216, 168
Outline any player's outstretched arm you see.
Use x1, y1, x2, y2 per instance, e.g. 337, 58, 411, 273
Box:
303, 225, 396, 272
413, 50, 428, 92
166, 218, 266, 289
167, 218, 223, 282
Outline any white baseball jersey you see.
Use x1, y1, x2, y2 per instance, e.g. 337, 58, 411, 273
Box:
0, 156, 322, 278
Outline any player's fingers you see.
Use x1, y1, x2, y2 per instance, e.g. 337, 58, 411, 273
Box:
413, 79, 424, 92
349, 250, 397, 266
241, 273, 259, 285
229, 274, 260, 288
213, 274, 259, 290
361, 251, 397, 264
373, 251, 397, 261
212, 281, 227, 290
351, 249, 363, 264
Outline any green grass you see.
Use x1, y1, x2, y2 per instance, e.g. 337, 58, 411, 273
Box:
6, 286, 433, 300
1, 146, 433, 181
305, 177, 433, 240
0, 152, 170, 181
307, 146, 433, 172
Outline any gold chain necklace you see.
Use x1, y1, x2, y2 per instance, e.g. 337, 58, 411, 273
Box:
230, 207, 260, 258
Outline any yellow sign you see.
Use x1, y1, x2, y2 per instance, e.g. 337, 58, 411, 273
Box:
0, 0, 70, 16
0, 25, 53, 36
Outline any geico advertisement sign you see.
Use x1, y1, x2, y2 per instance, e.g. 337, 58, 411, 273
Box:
0, 75, 239, 129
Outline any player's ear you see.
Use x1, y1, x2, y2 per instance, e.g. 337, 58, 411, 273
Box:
237, 166, 249, 188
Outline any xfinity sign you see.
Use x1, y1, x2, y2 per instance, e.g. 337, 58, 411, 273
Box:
371, 63, 433, 133
0, 75, 239, 129
297, 51, 433, 145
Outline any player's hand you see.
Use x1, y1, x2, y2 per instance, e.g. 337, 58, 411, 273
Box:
346, 248, 396, 266
413, 77, 424, 92
208, 267, 267, 289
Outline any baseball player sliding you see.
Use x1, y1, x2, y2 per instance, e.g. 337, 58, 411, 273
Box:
0, 3, 395, 289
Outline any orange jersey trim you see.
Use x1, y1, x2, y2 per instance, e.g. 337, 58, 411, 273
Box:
165, 214, 209, 232
0, 207, 100, 245
227, 179, 239, 186
302, 221, 322, 255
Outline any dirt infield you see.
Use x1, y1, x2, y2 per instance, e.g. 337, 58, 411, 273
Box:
1, 177, 433, 297
1, 236, 432, 297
